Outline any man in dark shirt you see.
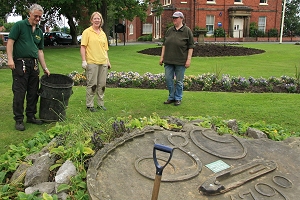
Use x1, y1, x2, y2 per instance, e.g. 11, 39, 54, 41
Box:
7, 4, 50, 131
159, 11, 195, 106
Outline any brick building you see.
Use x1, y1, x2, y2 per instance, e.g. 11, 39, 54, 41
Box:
122, 0, 283, 42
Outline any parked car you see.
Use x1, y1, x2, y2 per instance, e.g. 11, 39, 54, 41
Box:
77, 35, 82, 44
44, 31, 72, 46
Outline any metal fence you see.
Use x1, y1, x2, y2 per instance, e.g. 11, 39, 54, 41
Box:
200, 29, 300, 42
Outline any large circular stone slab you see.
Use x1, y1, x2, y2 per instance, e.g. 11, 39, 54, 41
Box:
87, 123, 300, 200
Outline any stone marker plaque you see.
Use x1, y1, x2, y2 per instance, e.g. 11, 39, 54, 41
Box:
87, 122, 300, 200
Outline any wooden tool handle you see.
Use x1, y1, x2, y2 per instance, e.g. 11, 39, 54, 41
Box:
151, 174, 162, 200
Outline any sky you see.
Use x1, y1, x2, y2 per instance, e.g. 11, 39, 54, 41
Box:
7, 14, 22, 23
6, 14, 69, 28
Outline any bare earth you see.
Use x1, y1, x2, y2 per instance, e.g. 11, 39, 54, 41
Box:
138, 44, 266, 57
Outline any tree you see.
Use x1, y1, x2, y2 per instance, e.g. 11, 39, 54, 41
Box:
3, 0, 163, 44
3, 23, 15, 32
284, 0, 300, 36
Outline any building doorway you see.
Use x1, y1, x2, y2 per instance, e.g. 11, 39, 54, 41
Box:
233, 18, 244, 38
228, 6, 252, 38
154, 16, 161, 40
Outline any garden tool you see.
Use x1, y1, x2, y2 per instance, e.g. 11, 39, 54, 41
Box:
151, 144, 174, 200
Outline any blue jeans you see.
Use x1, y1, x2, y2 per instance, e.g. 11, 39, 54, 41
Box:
164, 64, 186, 101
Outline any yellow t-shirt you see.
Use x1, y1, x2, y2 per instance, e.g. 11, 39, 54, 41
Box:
81, 26, 109, 64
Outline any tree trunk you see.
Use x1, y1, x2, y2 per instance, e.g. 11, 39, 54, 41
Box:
98, 0, 109, 38
66, 13, 77, 45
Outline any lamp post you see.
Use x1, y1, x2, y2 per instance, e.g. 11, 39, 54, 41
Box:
279, 0, 287, 44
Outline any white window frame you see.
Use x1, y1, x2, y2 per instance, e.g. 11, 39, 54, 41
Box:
258, 16, 266, 33
129, 24, 133, 35
206, 15, 215, 35
207, 0, 216, 4
234, 0, 243, 4
259, 0, 268, 5
163, 0, 171, 5
142, 23, 153, 34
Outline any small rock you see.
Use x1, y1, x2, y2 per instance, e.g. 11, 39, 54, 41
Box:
246, 127, 268, 139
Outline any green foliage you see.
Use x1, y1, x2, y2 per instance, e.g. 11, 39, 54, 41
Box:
194, 26, 207, 31
51, 26, 61, 32
3, 22, 15, 32
0, 186, 41, 200
193, 26, 208, 37
214, 28, 226, 37
67, 172, 89, 199
137, 34, 152, 41
0, 184, 17, 200
3, 0, 163, 45
249, 22, 258, 37
296, 65, 300, 84
70, 70, 299, 93
268, 28, 278, 37
0, 131, 55, 175
1, 43, 300, 199
0, 109, 299, 199
196, 116, 294, 140
164, 22, 174, 36
256, 30, 266, 37
42, 193, 58, 200
248, 22, 266, 37
60, 27, 70, 34
284, 0, 300, 35
250, 121, 291, 141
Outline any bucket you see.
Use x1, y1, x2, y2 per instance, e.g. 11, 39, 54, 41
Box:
39, 74, 74, 122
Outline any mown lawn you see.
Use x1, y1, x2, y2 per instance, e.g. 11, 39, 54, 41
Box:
0, 42, 300, 154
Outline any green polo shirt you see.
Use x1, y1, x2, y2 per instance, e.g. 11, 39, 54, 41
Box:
8, 19, 44, 59
163, 24, 195, 66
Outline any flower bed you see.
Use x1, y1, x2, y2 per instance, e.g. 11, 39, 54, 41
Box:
68, 71, 300, 93
0, 50, 8, 68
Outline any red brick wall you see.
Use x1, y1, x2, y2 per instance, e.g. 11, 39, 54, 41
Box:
122, 0, 282, 41
191, 0, 280, 30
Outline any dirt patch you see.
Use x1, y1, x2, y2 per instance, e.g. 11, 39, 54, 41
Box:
138, 44, 265, 57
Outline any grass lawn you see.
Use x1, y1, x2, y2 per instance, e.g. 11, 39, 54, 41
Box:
0, 42, 300, 154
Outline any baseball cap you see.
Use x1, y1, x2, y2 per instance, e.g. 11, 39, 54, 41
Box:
172, 11, 184, 19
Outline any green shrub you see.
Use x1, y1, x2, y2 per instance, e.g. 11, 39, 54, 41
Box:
193, 26, 208, 37
256, 30, 266, 37
249, 22, 258, 37
214, 28, 226, 37
268, 28, 278, 37
137, 34, 152, 41
3, 22, 14, 32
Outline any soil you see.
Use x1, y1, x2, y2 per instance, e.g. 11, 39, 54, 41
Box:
137, 44, 266, 57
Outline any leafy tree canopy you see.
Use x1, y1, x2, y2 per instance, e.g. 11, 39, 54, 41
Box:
284, 0, 300, 35
2, 0, 162, 44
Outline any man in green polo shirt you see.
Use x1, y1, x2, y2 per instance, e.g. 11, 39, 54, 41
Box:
7, 4, 50, 131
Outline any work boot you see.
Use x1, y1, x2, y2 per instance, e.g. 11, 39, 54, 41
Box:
27, 116, 43, 125
97, 105, 107, 111
87, 107, 98, 112
15, 121, 25, 131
